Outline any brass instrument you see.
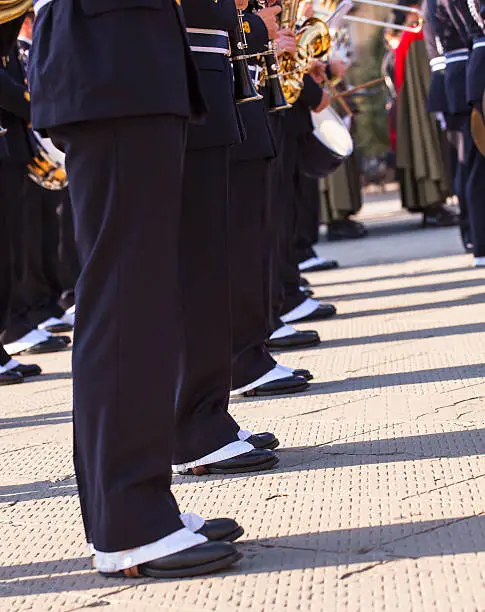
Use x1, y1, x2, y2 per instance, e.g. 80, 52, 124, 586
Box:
279, 0, 332, 104
0, 0, 32, 25
316, 0, 424, 34
229, 9, 263, 104
471, 107, 485, 158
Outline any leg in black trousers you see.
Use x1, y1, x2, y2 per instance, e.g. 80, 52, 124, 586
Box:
464, 121, 485, 260
229, 158, 276, 390
50, 115, 189, 553
173, 147, 243, 465
58, 190, 80, 311
20, 179, 65, 327
0, 161, 35, 344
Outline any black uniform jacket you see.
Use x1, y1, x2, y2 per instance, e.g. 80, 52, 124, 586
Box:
423, 0, 447, 114
0, 46, 33, 162
29, 0, 205, 130
183, 0, 243, 150
466, 0, 485, 104
230, 12, 276, 162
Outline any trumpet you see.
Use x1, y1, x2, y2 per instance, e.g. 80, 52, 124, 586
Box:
317, 0, 424, 34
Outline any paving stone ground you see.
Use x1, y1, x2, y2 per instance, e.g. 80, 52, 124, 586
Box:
1, 191, 485, 612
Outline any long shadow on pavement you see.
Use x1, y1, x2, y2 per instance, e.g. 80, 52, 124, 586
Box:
321, 322, 485, 349
310, 266, 475, 289
0, 410, 72, 431
320, 278, 485, 302
1, 515, 484, 595
331, 291, 485, 320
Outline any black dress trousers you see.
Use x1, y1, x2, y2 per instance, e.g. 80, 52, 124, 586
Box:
173, 146, 240, 464
20, 180, 65, 326
464, 119, 485, 258
58, 191, 80, 310
295, 172, 320, 264
0, 161, 35, 343
0, 343, 11, 367
278, 109, 307, 315
229, 158, 276, 389
50, 115, 187, 553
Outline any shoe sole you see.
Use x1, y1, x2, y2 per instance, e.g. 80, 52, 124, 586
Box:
19, 344, 67, 356
142, 550, 243, 579
205, 455, 280, 475
292, 312, 336, 323
300, 265, 339, 272
43, 324, 73, 333
246, 381, 309, 397
101, 551, 243, 580
267, 338, 321, 352
250, 438, 280, 451
263, 439, 280, 450
217, 525, 245, 542
0, 378, 24, 386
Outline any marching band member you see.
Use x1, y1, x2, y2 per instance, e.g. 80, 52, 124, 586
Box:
265, 29, 324, 352
172, 0, 280, 472
29, 0, 242, 580
0, 14, 69, 357
228, 3, 312, 397
431, 0, 485, 266
273, 68, 338, 325
465, 0, 485, 266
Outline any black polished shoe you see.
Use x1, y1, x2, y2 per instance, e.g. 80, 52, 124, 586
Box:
299, 277, 310, 287
19, 336, 68, 355
197, 518, 244, 542
44, 322, 73, 334
267, 330, 321, 351
246, 432, 280, 450
10, 363, 42, 378
291, 303, 336, 323
0, 371, 24, 386
244, 375, 309, 397
100, 541, 242, 579
327, 219, 368, 241
423, 205, 459, 228
293, 368, 313, 381
180, 449, 279, 475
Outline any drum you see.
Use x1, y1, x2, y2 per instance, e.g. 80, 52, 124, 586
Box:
28, 131, 68, 190
300, 106, 354, 179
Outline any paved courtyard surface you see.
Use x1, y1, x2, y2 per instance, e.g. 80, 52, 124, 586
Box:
2, 192, 485, 611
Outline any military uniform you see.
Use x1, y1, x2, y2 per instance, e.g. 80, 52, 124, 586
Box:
227, 10, 308, 395
28, 0, 244, 576
273, 75, 337, 324
434, 0, 485, 260
0, 39, 68, 354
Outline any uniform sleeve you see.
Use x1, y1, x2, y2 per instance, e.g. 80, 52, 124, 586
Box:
481, 0, 485, 29
0, 66, 30, 121
242, 13, 269, 55
299, 74, 323, 110
422, 0, 439, 59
